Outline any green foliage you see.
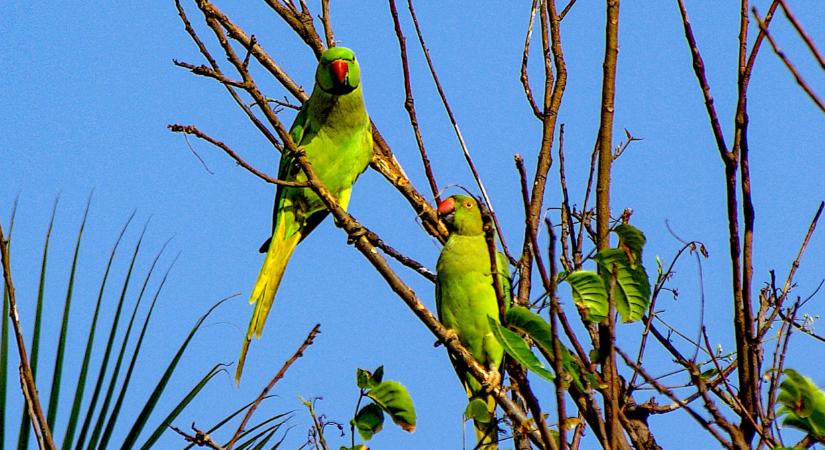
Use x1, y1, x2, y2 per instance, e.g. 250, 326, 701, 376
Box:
366, 381, 417, 432
594, 248, 651, 323
356, 365, 383, 389
615, 223, 646, 267
487, 316, 555, 382
352, 403, 384, 440
563, 271, 608, 323
776, 368, 825, 439
351, 366, 416, 443
505, 306, 584, 391
562, 223, 651, 324
486, 225, 653, 395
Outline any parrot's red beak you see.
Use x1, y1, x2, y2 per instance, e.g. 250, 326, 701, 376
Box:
331, 59, 349, 84
437, 197, 455, 216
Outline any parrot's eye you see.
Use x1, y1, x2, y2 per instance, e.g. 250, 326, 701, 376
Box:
464, 201, 473, 209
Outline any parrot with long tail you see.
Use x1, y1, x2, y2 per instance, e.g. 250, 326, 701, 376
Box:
436, 194, 509, 449
236, 47, 373, 382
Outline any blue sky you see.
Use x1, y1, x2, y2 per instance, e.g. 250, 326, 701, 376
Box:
2, 1, 824, 448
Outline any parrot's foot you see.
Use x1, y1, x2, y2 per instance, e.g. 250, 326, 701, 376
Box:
484, 369, 502, 389
435, 328, 460, 347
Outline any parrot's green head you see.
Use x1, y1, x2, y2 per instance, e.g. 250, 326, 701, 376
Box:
316, 46, 361, 95
438, 194, 483, 236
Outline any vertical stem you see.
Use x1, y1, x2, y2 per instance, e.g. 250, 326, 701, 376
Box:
733, 0, 759, 442
596, 0, 621, 448
387, 0, 441, 204
320, 0, 334, 48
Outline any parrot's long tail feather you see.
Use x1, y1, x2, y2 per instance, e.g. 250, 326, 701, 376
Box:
235, 220, 302, 383
471, 393, 498, 450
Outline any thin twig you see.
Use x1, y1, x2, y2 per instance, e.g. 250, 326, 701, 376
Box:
559, 0, 578, 20
752, 7, 825, 113
225, 324, 321, 450
1, 224, 57, 450
761, 201, 824, 336
406, 0, 512, 261
743, 0, 780, 89
762, 304, 798, 449
168, 124, 307, 187
520, 0, 543, 119
171, 423, 224, 450
546, 221, 568, 450
675, 0, 730, 157
175, 1, 283, 151
320, 0, 334, 48
778, 0, 825, 71
518, 0, 568, 307
701, 329, 771, 446
388, 0, 440, 204
616, 348, 733, 449
181, 133, 216, 175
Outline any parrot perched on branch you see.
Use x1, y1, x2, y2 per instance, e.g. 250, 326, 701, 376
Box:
436, 194, 509, 449
236, 46, 373, 382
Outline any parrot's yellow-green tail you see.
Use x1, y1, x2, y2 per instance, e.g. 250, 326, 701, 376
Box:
469, 391, 498, 449
235, 220, 302, 383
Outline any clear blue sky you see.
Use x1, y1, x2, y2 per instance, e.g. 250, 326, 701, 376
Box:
2, 1, 824, 448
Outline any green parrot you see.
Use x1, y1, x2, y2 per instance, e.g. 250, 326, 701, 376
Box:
236, 46, 373, 382
436, 194, 509, 449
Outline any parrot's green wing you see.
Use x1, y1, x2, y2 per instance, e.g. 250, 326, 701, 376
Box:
258, 102, 310, 253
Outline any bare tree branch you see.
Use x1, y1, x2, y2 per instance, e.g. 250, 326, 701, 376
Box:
388, 0, 441, 204
1, 223, 57, 450
752, 7, 825, 113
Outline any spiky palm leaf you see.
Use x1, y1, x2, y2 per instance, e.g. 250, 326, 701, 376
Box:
1, 197, 229, 449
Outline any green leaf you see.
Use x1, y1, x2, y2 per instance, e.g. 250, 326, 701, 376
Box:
373, 365, 384, 384
352, 402, 385, 441
182, 396, 277, 447
19, 196, 53, 449
367, 381, 416, 433
63, 211, 135, 449
464, 398, 492, 424
94, 248, 178, 450
356, 368, 371, 389
139, 363, 225, 449
595, 248, 651, 323
47, 194, 92, 431
564, 271, 609, 323
84, 237, 171, 450
487, 316, 555, 382
340, 446, 367, 450
357, 366, 383, 390
615, 223, 646, 267
504, 306, 584, 391
218, 412, 291, 449
118, 291, 233, 450
776, 369, 825, 438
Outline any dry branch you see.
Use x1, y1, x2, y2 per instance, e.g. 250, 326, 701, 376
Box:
1, 224, 57, 450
